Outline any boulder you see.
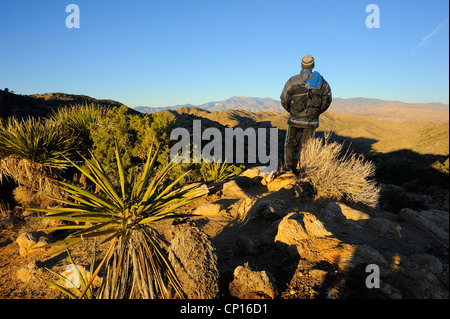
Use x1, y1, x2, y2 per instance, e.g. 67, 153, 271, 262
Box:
366, 217, 401, 238
267, 173, 297, 192
321, 202, 370, 225
274, 212, 391, 272
398, 208, 449, 246
275, 212, 355, 269
194, 203, 224, 216
16, 231, 52, 256
392, 262, 448, 299
239, 167, 261, 179
351, 245, 389, 276
275, 212, 332, 246
221, 180, 251, 198
61, 264, 102, 289
229, 263, 277, 299
408, 254, 443, 274
245, 199, 286, 221
16, 262, 42, 283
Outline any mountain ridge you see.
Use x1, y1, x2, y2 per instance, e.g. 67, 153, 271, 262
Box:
135, 96, 449, 123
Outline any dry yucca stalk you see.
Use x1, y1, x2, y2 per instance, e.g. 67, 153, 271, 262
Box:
298, 132, 380, 207
0, 155, 64, 207
0, 116, 74, 207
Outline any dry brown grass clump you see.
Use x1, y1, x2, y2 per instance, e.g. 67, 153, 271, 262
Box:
0, 156, 63, 207
298, 132, 380, 207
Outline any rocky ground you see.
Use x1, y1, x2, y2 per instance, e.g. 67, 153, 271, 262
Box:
0, 167, 448, 299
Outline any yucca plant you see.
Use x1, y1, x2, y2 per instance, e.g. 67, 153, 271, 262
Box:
32, 142, 207, 299
44, 246, 97, 299
48, 103, 105, 148
200, 158, 241, 183
0, 116, 74, 170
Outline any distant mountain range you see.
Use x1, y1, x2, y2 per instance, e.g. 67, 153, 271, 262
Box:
134, 96, 282, 114
135, 96, 449, 123
1, 89, 447, 157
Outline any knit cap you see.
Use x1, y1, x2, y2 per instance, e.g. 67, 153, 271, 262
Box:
301, 55, 315, 70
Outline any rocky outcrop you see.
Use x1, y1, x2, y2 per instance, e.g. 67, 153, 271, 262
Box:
399, 208, 449, 247
272, 204, 448, 299
205, 168, 450, 299
229, 263, 277, 299
194, 203, 224, 217
275, 211, 355, 271
238, 198, 286, 221
16, 231, 52, 256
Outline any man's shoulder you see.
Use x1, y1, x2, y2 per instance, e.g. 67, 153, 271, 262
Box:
285, 73, 304, 87
288, 73, 303, 81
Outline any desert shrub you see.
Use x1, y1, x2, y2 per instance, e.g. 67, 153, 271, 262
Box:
298, 132, 380, 207
88, 105, 175, 178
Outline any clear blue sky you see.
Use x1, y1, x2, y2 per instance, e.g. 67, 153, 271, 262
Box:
0, 0, 448, 107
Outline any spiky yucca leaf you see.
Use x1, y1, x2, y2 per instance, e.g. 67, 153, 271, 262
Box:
201, 158, 239, 183
48, 103, 105, 143
44, 246, 96, 299
31, 143, 206, 298
0, 117, 73, 169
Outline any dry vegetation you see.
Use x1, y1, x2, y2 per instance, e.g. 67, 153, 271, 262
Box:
298, 132, 380, 207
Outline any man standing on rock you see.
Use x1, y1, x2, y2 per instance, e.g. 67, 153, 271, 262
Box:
280, 55, 332, 174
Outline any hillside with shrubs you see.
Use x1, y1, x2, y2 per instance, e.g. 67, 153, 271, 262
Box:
0, 90, 448, 300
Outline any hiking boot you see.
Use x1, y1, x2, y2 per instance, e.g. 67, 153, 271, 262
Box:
283, 168, 297, 175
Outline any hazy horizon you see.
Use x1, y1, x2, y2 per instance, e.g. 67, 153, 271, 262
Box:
131, 95, 450, 109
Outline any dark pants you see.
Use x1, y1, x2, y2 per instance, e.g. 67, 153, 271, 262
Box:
284, 125, 316, 171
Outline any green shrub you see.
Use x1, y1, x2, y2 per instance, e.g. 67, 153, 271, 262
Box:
88, 106, 175, 178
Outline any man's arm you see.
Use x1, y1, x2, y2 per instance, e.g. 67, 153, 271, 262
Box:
280, 79, 293, 112
320, 80, 332, 113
